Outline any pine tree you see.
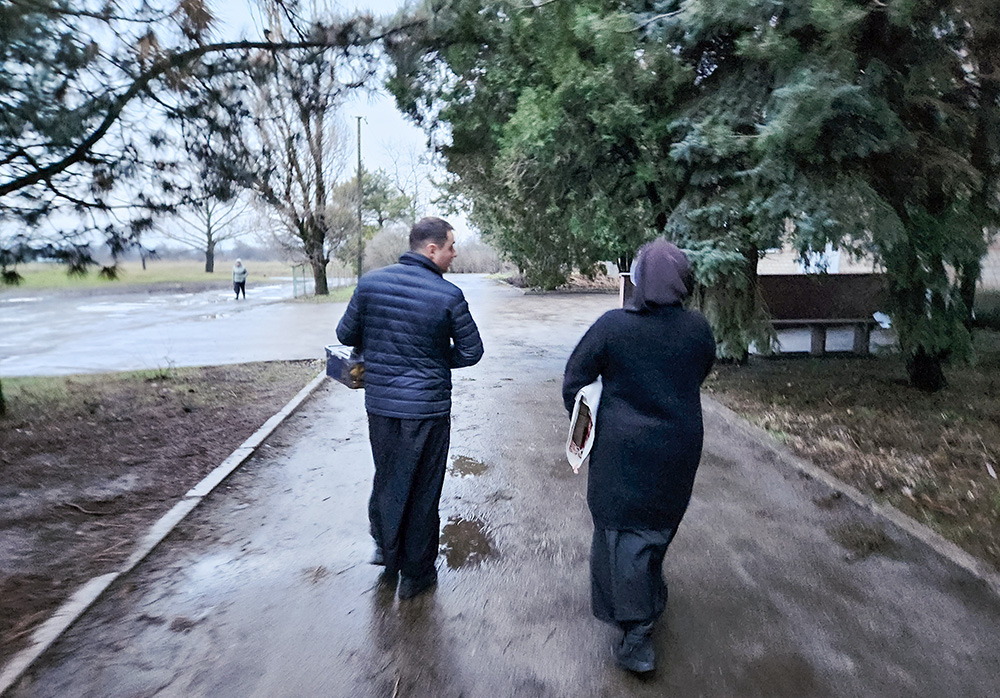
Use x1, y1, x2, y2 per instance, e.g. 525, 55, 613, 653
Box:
390, 0, 999, 385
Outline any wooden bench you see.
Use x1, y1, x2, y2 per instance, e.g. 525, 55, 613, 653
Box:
619, 272, 887, 356
757, 273, 888, 355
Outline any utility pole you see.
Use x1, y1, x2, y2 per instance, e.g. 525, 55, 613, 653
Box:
355, 116, 364, 280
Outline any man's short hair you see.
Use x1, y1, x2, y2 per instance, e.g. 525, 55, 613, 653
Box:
409, 217, 453, 251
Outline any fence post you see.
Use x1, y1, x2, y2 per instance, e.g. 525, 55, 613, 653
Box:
292, 263, 309, 298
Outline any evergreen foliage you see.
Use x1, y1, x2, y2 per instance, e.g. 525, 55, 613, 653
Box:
388, 0, 1000, 386
388, 0, 689, 289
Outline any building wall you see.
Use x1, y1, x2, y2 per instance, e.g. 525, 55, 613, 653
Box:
758, 241, 1000, 291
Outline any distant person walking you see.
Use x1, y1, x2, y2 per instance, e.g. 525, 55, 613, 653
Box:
232, 259, 248, 300
562, 239, 715, 674
336, 217, 484, 600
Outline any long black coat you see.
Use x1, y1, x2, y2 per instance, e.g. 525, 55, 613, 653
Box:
563, 305, 715, 530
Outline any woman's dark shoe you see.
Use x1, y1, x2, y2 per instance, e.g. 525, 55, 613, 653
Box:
398, 569, 437, 600
613, 623, 656, 674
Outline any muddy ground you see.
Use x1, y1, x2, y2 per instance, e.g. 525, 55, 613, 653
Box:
0, 360, 321, 665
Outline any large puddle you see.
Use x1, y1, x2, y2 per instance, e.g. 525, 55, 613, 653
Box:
439, 516, 494, 569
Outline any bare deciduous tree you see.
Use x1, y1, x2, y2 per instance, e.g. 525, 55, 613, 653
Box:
160, 197, 251, 273
240, 0, 372, 295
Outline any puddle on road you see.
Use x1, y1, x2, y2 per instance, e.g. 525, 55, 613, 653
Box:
78, 300, 167, 314
180, 552, 245, 596
439, 516, 494, 569
448, 454, 488, 478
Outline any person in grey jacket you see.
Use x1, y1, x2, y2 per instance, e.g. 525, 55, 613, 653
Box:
232, 259, 248, 299
563, 239, 715, 674
336, 217, 483, 600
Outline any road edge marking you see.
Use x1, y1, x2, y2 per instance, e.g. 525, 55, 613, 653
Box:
0, 369, 328, 697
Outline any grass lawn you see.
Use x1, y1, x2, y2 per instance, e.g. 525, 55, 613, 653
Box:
4, 260, 299, 289
706, 329, 1000, 572
2, 260, 361, 303
293, 285, 356, 303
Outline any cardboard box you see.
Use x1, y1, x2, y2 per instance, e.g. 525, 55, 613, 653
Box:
325, 345, 364, 389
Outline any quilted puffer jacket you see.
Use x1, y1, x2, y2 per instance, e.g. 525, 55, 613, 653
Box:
336, 251, 484, 419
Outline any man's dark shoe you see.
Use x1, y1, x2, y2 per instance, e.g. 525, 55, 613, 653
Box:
613, 623, 656, 674
398, 569, 437, 600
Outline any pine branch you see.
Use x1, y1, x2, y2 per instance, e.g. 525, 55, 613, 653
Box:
0, 19, 428, 200
7, 0, 175, 24
618, 10, 683, 33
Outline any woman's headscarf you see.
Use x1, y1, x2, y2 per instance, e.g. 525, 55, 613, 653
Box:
626, 238, 692, 312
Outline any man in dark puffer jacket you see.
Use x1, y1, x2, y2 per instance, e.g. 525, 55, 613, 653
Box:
336, 216, 483, 600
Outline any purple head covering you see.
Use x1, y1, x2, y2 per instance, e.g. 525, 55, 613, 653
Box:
627, 239, 692, 312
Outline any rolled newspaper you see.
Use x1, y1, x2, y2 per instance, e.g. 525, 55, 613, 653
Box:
566, 379, 602, 473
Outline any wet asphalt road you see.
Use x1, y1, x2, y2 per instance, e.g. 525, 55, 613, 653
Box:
0, 281, 344, 376
7, 276, 1000, 697
0, 274, 892, 378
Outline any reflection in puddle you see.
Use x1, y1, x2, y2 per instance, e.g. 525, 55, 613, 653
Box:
78, 302, 157, 314
182, 553, 240, 595
448, 454, 487, 478
439, 516, 494, 569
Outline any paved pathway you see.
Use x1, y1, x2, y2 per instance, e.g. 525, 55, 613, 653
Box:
7, 277, 1000, 697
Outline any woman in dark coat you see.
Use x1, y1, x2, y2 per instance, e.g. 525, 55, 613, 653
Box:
562, 239, 715, 674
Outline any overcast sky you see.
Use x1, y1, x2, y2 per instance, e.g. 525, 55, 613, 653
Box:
209, 1, 474, 237
214, 2, 431, 189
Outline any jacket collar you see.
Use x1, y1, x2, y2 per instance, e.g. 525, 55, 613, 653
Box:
399, 250, 444, 276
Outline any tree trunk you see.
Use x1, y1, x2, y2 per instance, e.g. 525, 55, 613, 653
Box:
887, 239, 952, 392
205, 241, 215, 273
733, 243, 760, 365
957, 260, 979, 330
311, 257, 329, 295
906, 347, 947, 392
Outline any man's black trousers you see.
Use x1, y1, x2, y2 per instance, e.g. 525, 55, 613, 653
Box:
367, 413, 450, 578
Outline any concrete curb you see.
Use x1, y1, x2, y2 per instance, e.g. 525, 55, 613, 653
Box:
0, 370, 328, 697
703, 397, 1000, 599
